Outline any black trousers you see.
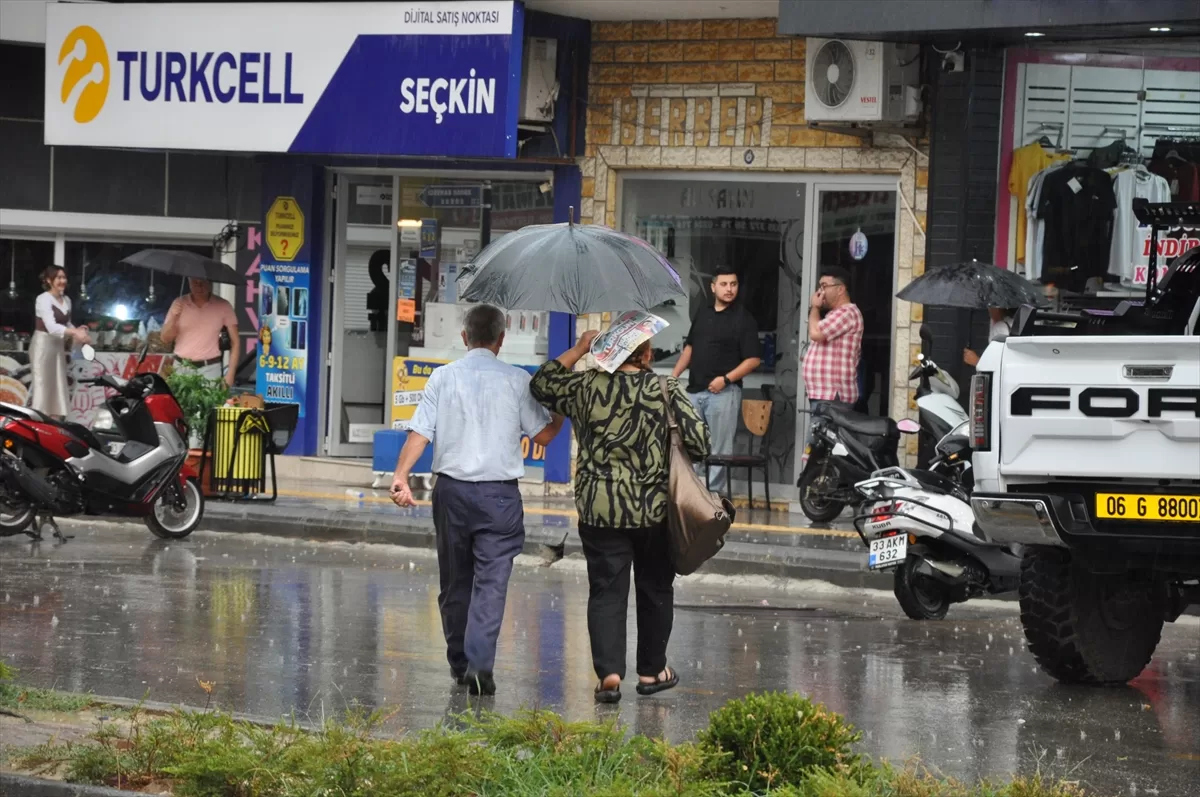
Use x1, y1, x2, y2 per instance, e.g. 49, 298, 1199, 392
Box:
578, 522, 675, 680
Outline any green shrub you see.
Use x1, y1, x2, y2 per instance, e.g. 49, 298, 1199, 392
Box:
165, 371, 228, 444
697, 691, 863, 793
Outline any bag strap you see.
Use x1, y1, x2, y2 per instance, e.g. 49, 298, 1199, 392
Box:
657, 375, 678, 430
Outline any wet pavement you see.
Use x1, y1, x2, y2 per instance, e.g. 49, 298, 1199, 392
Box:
1, 524, 1197, 797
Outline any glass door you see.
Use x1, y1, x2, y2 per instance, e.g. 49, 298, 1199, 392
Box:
328, 173, 398, 457
800, 185, 898, 431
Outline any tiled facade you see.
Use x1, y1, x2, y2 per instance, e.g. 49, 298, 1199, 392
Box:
575, 19, 930, 466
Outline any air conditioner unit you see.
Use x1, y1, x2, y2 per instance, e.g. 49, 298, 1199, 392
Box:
804, 38, 921, 124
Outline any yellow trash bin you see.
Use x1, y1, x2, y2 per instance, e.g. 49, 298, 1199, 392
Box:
211, 406, 267, 494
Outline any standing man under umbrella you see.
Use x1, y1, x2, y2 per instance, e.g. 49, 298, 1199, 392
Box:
672, 265, 761, 493
161, 277, 239, 387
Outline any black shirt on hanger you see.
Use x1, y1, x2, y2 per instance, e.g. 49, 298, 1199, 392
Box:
1036, 163, 1118, 291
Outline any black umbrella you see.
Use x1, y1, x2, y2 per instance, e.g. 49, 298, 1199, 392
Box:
458, 218, 684, 314
120, 249, 237, 285
896, 259, 1044, 309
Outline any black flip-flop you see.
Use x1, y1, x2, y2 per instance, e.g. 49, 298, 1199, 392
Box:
594, 680, 622, 704
636, 666, 678, 696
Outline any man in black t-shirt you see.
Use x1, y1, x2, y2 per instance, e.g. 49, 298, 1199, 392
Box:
672, 265, 762, 493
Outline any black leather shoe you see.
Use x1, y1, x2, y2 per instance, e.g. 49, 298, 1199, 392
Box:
466, 670, 496, 696
451, 669, 468, 686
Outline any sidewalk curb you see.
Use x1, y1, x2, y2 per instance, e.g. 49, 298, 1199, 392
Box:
194, 505, 893, 591
0, 774, 140, 797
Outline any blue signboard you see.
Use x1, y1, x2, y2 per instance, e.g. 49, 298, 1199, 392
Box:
418, 185, 483, 208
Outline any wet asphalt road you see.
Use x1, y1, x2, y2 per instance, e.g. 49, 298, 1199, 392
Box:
0, 524, 1197, 797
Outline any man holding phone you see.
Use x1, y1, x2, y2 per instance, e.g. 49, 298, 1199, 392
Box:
803, 266, 863, 421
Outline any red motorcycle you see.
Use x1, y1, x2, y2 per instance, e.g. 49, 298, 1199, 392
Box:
0, 345, 203, 541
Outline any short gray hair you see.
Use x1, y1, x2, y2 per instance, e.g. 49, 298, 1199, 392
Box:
463, 304, 505, 346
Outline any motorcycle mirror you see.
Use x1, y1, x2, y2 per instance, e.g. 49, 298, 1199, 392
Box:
80, 343, 96, 362
897, 419, 921, 434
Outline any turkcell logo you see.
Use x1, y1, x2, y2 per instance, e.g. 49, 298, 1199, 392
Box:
56, 25, 304, 123
114, 50, 303, 105
399, 69, 496, 124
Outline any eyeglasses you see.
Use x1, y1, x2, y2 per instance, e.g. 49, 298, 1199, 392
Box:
818, 281, 843, 291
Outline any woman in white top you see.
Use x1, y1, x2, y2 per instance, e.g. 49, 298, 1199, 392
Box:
962, 307, 1014, 368
30, 265, 90, 418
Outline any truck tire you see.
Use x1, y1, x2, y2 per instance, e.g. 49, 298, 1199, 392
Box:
1018, 548, 1166, 685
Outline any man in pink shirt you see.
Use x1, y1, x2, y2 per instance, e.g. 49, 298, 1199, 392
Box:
803, 266, 864, 416
161, 278, 239, 387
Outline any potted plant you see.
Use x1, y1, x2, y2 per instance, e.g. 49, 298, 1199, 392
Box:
166, 371, 229, 450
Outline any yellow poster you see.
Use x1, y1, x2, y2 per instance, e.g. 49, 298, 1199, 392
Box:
390, 356, 546, 466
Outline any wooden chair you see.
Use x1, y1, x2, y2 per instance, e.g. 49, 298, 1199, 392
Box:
705, 386, 774, 511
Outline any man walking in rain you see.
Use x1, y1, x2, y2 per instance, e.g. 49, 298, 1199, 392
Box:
389, 304, 563, 696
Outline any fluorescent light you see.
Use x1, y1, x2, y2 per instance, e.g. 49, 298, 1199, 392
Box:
112, 304, 129, 321
1150, 26, 1172, 32
1024, 31, 1045, 38
397, 219, 422, 228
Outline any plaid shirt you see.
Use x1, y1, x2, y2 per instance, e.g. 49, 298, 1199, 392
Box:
803, 303, 864, 403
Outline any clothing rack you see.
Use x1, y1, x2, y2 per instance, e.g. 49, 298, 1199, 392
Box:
1032, 121, 1064, 149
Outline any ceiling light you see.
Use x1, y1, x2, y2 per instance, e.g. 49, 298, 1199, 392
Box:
1024, 32, 1045, 38
1149, 26, 1172, 32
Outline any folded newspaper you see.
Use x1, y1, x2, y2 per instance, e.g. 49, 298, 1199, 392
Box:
590, 310, 669, 373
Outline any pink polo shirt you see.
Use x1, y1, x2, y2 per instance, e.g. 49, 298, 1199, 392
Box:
172, 295, 237, 361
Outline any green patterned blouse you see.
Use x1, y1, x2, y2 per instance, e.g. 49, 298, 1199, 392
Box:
530, 360, 710, 529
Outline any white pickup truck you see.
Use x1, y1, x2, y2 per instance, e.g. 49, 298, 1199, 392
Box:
969, 326, 1200, 685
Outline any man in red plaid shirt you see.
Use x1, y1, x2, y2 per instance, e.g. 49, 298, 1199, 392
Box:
803, 267, 863, 419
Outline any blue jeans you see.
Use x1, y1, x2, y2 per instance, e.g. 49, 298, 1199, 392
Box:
688, 385, 741, 493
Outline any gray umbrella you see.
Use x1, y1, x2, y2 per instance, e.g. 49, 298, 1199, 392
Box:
120, 249, 237, 284
897, 259, 1044, 309
458, 219, 683, 314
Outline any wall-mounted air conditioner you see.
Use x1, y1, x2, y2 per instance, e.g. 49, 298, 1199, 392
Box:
804, 38, 921, 124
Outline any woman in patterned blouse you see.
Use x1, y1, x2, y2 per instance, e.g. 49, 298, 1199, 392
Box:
530, 328, 709, 703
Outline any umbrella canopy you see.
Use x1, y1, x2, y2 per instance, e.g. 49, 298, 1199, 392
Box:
897, 259, 1044, 309
458, 222, 683, 314
120, 249, 237, 285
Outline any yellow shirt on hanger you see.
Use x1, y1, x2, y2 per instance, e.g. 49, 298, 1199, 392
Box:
1009, 143, 1071, 263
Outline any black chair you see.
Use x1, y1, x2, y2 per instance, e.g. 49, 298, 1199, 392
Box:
705, 386, 774, 511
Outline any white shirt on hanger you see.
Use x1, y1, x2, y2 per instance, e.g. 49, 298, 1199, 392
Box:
1024, 161, 1069, 282
1108, 167, 1171, 284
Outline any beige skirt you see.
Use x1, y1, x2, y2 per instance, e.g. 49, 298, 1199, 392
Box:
29, 330, 70, 417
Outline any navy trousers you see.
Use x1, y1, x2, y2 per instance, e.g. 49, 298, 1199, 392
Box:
431, 474, 525, 675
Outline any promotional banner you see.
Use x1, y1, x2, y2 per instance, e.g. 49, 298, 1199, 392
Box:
1131, 226, 1199, 286
45, 1, 523, 157
390, 356, 546, 468
257, 196, 311, 413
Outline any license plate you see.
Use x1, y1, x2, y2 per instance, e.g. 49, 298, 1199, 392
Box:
868, 535, 907, 570
1096, 493, 1200, 523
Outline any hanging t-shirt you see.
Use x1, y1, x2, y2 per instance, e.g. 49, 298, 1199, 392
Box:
1009, 143, 1071, 264
1024, 161, 1070, 282
1149, 158, 1200, 202
1037, 163, 1118, 291
1108, 167, 1172, 284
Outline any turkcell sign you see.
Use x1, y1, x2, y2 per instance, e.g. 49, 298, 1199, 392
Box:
44, 2, 522, 157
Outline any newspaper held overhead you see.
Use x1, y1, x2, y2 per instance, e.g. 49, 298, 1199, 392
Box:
590, 310, 669, 373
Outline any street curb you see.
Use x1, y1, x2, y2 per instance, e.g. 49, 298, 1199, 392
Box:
0, 773, 140, 797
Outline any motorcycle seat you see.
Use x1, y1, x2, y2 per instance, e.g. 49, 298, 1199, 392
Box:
823, 405, 896, 438
0, 402, 49, 423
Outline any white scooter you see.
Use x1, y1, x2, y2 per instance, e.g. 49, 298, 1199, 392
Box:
852, 424, 1021, 620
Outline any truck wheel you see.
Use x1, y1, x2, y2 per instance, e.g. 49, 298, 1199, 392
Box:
894, 555, 950, 620
1018, 548, 1166, 685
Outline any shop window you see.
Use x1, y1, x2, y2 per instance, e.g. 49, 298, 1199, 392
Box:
63, 241, 208, 331
621, 178, 806, 483
0, 119, 51, 210
167, 153, 262, 222
53, 147, 167, 217
0, 43, 43, 121
0, 239, 57, 339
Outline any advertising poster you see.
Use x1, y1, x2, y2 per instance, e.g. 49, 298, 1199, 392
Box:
257, 196, 311, 412
391, 356, 546, 468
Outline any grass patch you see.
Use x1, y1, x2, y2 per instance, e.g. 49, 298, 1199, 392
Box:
0, 663, 94, 714
3, 677, 1096, 797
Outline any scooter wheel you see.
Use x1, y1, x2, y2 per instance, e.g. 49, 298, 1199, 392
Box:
0, 495, 35, 536
894, 555, 951, 620
797, 460, 845, 523
146, 478, 204, 540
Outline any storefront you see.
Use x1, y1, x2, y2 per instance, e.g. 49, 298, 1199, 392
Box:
20, 0, 588, 481
580, 19, 930, 498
